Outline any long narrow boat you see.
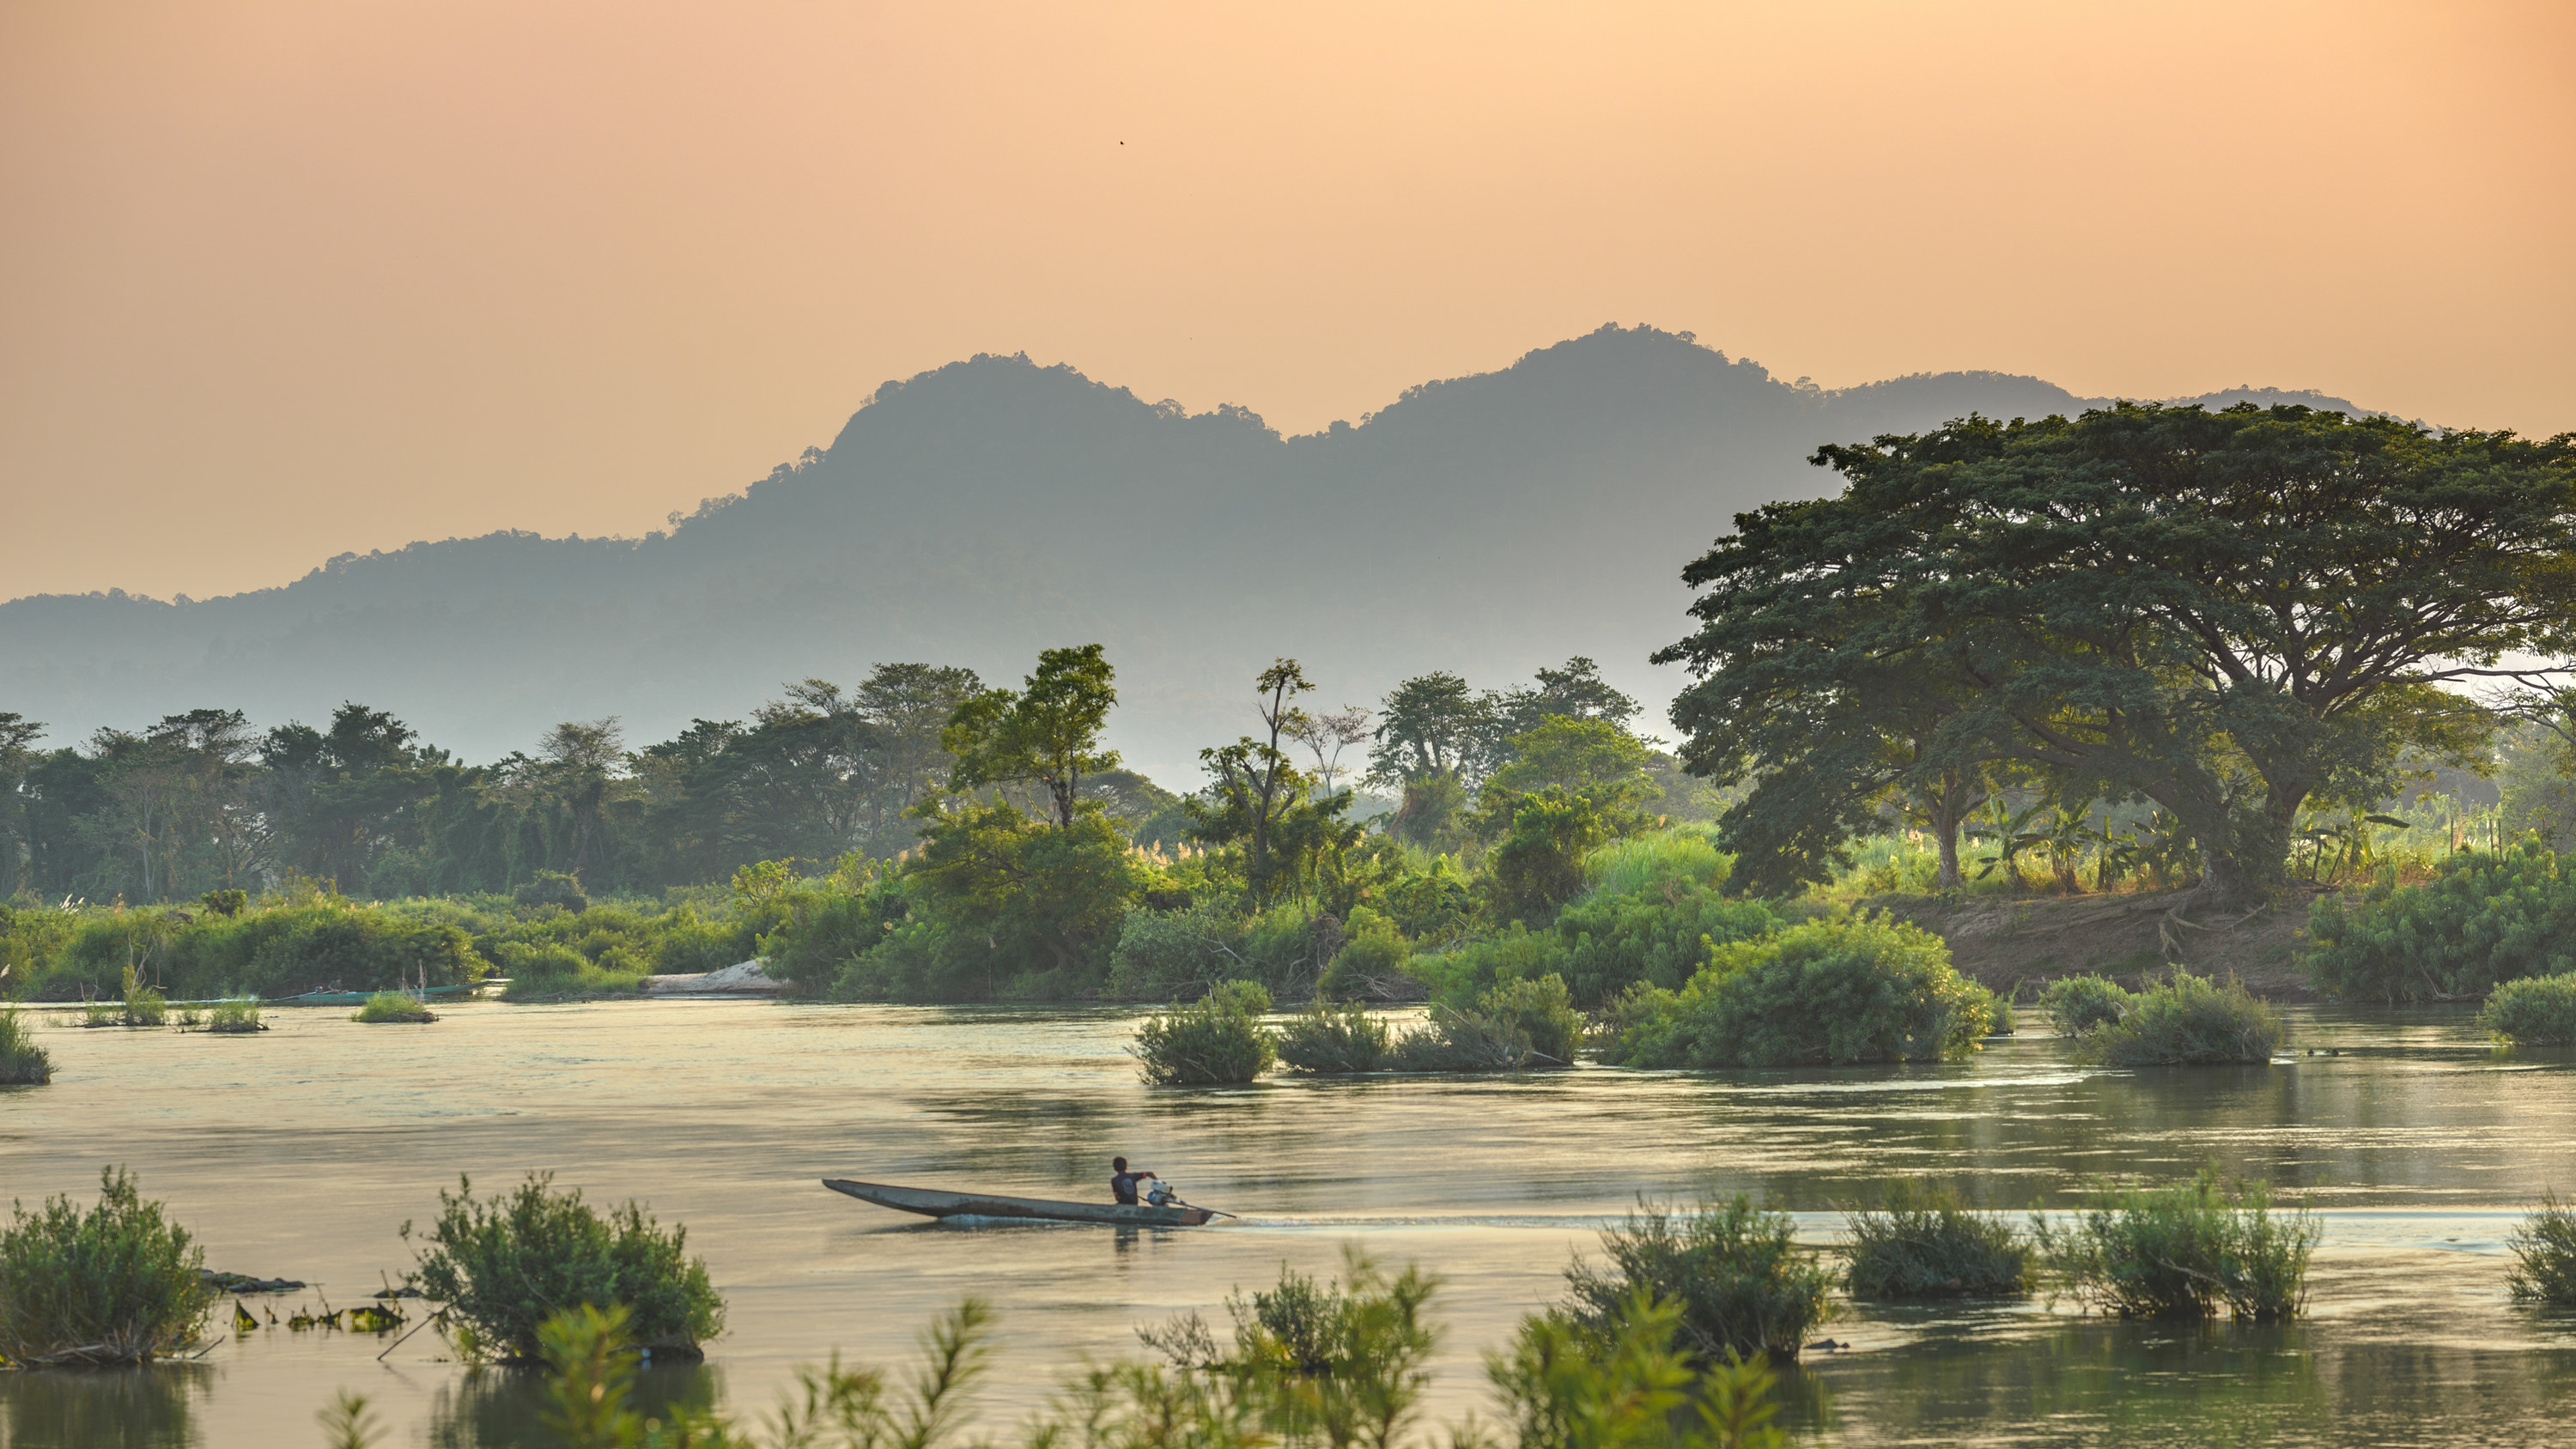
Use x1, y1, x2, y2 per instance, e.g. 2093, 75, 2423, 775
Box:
823, 1178, 1218, 1228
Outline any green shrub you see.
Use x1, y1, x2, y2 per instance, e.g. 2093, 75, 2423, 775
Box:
0, 1167, 214, 1365
2071, 972, 2283, 1065
404, 1172, 725, 1361
2033, 1170, 2318, 1320
1, 1007, 52, 1083
515, 870, 592, 914
1492, 1293, 1787, 1449
1842, 1180, 2034, 1300
1277, 1003, 1392, 1073
2478, 973, 2576, 1046
756, 882, 908, 996
1388, 973, 1583, 1072
1317, 906, 1413, 1001
2306, 840, 2576, 1002
1139, 1251, 1438, 1422
1606, 914, 1989, 1069
1566, 1197, 1831, 1361
498, 941, 644, 1000
2506, 1194, 2576, 1304
2041, 974, 2129, 1035
1131, 981, 1278, 1085
353, 991, 436, 1023
1400, 861, 1777, 1012
204, 997, 263, 1034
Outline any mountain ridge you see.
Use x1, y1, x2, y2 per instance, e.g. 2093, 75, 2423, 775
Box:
0, 324, 2377, 784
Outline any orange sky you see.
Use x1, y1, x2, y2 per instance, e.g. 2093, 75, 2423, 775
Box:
4, 0, 2572, 602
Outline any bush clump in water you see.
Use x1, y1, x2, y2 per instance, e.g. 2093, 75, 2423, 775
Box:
2040, 974, 2129, 1035
1276, 1003, 1391, 1073
204, 997, 264, 1034
0, 1007, 52, 1083
352, 991, 437, 1023
2506, 1194, 2576, 1304
1565, 1196, 1831, 1361
2069, 972, 2284, 1065
404, 1172, 724, 1361
1842, 1180, 2035, 1300
1388, 973, 1583, 1072
1604, 915, 1990, 1069
2033, 1169, 2318, 1320
0, 1167, 214, 1365
1132, 980, 1277, 1085
2478, 973, 2576, 1046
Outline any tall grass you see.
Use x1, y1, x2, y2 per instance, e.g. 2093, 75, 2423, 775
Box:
2069, 972, 2284, 1065
0, 1007, 52, 1084
204, 997, 263, 1034
2506, 1194, 2576, 1304
0, 1167, 214, 1365
1842, 1180, 2034, 1300
2033, 1170, 2318, 1320
1584, 826, 1728, 899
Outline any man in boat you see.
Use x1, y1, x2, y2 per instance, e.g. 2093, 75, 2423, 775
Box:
1110, 1156, 1160, 1206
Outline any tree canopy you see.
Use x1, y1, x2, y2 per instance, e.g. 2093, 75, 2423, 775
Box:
1659, 403, 2576, 904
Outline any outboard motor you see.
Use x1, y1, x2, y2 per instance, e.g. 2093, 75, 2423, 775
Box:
1145, 1180, 1179, 1208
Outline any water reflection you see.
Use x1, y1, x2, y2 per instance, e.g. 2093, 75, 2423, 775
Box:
0, 1365, 205, 1449
427, 1362, 722, 1449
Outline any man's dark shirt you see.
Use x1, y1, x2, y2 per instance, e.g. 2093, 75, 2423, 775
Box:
1111, 1171, 1146, 1205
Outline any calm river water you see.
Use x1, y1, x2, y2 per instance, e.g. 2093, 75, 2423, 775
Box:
3, 1001, 2573, 1447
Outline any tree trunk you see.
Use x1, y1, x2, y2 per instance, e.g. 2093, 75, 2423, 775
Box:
1931, 803, 1965, 891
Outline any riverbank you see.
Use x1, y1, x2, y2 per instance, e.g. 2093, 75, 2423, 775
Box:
1866, 886, 2327, 1001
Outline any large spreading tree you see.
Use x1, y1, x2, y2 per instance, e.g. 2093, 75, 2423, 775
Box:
1659, 403, 2576, 906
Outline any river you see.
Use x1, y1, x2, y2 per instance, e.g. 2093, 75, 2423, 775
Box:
2, 1000, 2573, 1447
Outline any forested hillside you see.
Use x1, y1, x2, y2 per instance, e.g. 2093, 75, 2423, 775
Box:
0, 324, 2364, 784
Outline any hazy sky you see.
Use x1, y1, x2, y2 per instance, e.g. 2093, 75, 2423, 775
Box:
5, 1, 2571, 602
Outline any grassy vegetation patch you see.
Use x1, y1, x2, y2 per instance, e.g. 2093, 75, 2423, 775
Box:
2034, 1170, 2318, 1320
2506, 1194, 2576, 1305
1276, 1003, 1392, 1074
352, 991, 437, 1023
0, 1007, 52, 1084
1566, 1196, 1831, 1361
1842, 1180, 2034, 1300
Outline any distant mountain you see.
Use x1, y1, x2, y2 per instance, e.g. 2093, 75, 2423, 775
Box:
0, 324, 2374, 785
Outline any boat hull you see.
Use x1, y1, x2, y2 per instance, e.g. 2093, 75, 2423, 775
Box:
822, 1178, 1215, 1228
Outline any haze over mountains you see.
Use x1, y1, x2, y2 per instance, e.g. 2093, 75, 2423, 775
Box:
1, 324, 2369, 786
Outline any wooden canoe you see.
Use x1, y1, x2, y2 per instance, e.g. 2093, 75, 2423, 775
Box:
822, 1178, 1218, 1228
